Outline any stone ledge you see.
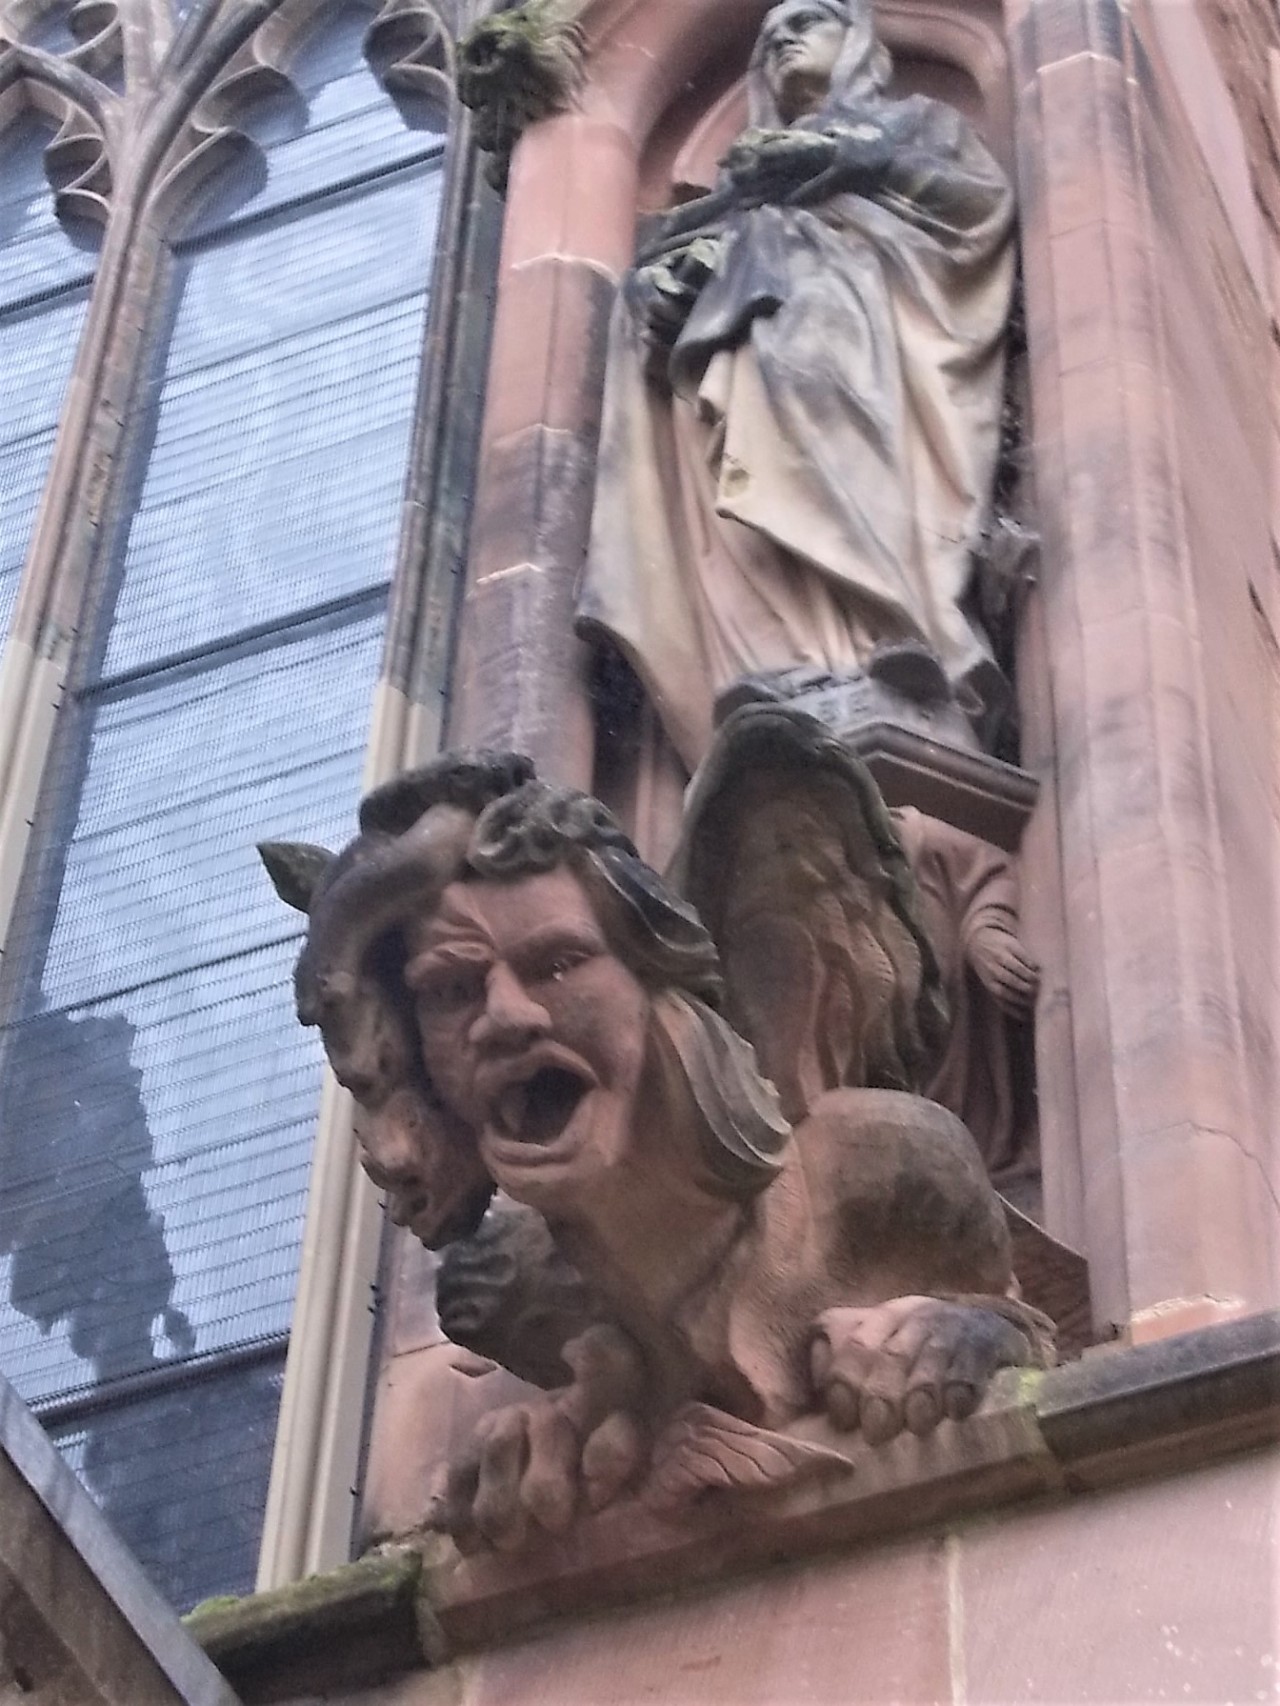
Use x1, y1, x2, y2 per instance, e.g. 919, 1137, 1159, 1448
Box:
1, 1370, 238, 1706
189, 1310, 1280, 1703
184, 1551, 438, 1704
428, 1394, 1056, 1653
1034, 1305, 1280, 1485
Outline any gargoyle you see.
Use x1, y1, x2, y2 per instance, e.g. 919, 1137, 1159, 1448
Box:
262, 708, 1053, 1551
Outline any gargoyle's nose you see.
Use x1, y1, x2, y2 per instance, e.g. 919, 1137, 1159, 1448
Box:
359, 1105, 423, 1187
470, 962, 551, 1051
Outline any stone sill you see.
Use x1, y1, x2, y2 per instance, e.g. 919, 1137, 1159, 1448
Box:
186, 1309, 1280, 1704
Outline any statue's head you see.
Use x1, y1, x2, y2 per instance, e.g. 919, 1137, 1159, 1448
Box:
749, 0, 891, 125
261, 755, 788, 1243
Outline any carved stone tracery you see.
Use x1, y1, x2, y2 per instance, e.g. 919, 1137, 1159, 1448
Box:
0, 0, 459, 230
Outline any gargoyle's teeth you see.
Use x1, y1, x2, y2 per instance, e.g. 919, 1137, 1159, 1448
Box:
496, 1083, 529, 1138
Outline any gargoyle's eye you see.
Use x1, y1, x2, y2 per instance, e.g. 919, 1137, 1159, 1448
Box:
422, 970, 485, 1010
536, 948, 594, 984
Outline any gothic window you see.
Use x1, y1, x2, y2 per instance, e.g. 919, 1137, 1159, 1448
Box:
0, 3, 447, 1609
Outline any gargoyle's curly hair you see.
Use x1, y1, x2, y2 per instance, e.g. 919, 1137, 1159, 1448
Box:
355, 759, 724, 1005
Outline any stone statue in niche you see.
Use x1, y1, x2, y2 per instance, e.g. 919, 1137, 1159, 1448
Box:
579, 0, 1017, 772
261, 709, 1054, 1552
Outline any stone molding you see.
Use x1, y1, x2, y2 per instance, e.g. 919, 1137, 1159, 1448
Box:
1008, 0, 1278, 1328
186, 1308, 1280, 1704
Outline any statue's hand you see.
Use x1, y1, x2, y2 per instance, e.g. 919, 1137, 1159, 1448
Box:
625, 238, 722, 351
783, 120, 897, 205
968, 924, 1040, 1019
429, 1325, 648, 1551
722, 126, 839, 203
809, 1295, 1049, 1446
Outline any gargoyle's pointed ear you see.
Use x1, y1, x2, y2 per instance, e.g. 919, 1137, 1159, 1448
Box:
257, 841, 334, 914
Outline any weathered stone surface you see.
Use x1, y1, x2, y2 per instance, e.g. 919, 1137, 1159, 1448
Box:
196, 1315, 1280, 1704
1013, 0, 1279, 1334
185, 1552, 433, 1706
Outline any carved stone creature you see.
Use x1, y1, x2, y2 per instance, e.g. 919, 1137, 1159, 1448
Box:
262, 710, 1052, 1552
457, 0, 586, 190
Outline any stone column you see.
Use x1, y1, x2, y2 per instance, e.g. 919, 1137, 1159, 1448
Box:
443, 112, 638, 787
1010, 0, 1278, 1337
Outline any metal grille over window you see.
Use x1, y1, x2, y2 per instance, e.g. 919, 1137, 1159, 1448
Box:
0, 10, 445, 1612
0, 118, 98, 641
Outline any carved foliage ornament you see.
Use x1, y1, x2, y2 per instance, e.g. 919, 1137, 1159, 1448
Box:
456, 0, 583, 189
262, 708, 1055, 1551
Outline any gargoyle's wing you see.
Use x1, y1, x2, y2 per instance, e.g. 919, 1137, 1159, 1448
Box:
668, 705, 947, 1122
1002, 1202, 1093, 1361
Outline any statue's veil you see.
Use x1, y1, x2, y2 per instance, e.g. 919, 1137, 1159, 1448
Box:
746, 0, 893, 128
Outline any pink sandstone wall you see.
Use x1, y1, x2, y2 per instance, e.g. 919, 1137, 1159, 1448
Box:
287, 1445, 1279, 1706
1131, 0, 1279, 1202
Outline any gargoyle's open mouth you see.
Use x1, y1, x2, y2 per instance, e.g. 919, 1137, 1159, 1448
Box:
493, 1064, 593, 1148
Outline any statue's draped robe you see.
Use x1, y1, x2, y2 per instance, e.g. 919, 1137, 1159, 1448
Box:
580, 93, 1015, 771
892, 807, 1038, 1199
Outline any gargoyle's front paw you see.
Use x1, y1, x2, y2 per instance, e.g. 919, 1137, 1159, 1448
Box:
429, 1324, 649, 1552
810, 1296, 1044, 1446
429, 1394, 648, 1553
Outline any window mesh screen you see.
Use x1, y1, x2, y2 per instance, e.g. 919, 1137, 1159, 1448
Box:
0, 118, 96, 641
35, 616, 384, 1006
49, 1350, 287, 1611
0, 9, 445, 1609
102, 171, 439, 675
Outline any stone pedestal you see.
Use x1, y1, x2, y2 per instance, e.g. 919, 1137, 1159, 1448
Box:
191, 1313, 1280, 1706
715, 665, 1040, 852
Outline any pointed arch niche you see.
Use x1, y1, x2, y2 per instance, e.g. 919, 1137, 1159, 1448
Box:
368, 0, 1055, 1554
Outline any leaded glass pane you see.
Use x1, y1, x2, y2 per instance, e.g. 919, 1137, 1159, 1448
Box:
40, 612, 382, 1007
100, 182, 438, 670
0, 941, 322, 1400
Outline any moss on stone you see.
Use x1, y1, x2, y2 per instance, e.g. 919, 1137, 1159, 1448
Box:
183, 1547, 425, 1664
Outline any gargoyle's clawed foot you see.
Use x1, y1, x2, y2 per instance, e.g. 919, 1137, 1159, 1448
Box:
429, 1325, 648, 1552
810, 1296, 1052, 1446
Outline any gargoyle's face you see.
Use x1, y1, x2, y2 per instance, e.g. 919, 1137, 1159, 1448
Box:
760, 3, 847, 116
404, 867, 649, 1212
